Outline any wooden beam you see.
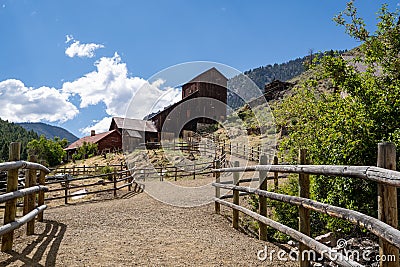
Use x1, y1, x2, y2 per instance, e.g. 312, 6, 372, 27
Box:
214, 164, 400, 187
259, 155, 268, 241
232, 161, 239, 230
213, 183, 400, 250
377, 142, 399, 267
215, 198, 362, 267
1, 142, 20, 251
215, 160, 221, 214
299, 149, 310, 267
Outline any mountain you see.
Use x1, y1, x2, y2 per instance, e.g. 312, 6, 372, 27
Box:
0, 118, 39, 161
18, 122, 78, 143
243, 56, 307, 90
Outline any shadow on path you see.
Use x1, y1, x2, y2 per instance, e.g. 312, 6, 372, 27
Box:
0, 220, 66, 267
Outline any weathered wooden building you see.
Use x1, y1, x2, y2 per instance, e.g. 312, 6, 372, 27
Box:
148, 67, 228, 139
65, 129, 122, 158
109, 117, 158, 151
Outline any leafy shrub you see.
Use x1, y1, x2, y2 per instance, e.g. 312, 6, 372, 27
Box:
72, 142, 98, 161
27, 135, 68, 167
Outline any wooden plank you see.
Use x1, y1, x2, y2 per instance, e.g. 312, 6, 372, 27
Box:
214, 164, 400, 187
259, 155, 268, 241
215, 198, 362, 267
26, 155, 37, 235
0, 161, 50, 173
215, 160, 221, 214
1, 142, 20, 251
273, 156, 279, 191
298, 149, 310, 267
38, 171, 46, 222
212, 183, 400, 250
232, 161, 239, 230
377, 142, 399, 267
0, 186, 48, 203
113, 170, 117, 197
0, 205, 47, 237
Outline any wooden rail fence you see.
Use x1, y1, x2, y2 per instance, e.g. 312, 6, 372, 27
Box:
0, 142, 50, 251
45, 168, 144, 204
213, 142, 400, 267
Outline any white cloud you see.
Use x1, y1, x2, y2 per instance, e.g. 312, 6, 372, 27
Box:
63, 52, 182, 133
79, 117, 112, 135
65, 34, 74, 43
65, 37, 104, 58
62, 53, 148, 116
0, 79, 79, 123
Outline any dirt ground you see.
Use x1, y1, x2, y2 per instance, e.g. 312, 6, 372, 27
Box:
0, 191, 298, 267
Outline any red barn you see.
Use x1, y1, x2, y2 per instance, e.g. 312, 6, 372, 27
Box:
65, 130, 122, 158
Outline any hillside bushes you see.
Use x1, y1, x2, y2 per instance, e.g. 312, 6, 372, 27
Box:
270, 2, 400, 236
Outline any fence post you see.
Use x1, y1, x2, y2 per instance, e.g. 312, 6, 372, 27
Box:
83, 164, 86, 175
26, 155, 37, 235
299, 149, 310, 267
259, 155, 268, 241
243, 145, 246, 159
232, 161, 240, 230
174, 166, 178, 181
274, 156, 279, 191
64, 174, 68, 205
38, 169, 46, 222
193, 161, 196, 180
251, 147, 254, 161
113, 170, 117, 197
1, 142, 21, 251
377, 142, 399, 267
215, 160, 221, 214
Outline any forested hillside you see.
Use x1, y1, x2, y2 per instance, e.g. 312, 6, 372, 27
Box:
18, 122, 78, 143
0, 118, 38, 161
244, 56, 307, 90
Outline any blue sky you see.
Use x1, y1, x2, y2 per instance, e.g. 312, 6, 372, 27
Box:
0, 0, 399, 138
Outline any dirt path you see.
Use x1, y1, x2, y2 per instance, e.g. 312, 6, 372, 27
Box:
0, 192, 297, 267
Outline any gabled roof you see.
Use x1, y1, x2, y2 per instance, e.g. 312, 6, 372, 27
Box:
65, 130, 118, 150
110, 117, 158, 132
147, 90, 199, 120
186, 67, 228, 87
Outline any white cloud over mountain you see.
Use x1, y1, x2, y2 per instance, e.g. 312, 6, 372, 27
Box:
65, 35, 104, 58
62, 53, 148, 116
62, 52, 181, 135
0, 79, 78, 122
0, 45, 181, 136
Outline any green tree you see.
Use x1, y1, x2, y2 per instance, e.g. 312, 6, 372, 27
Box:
27, 135, 68, 167
72, 142, 98, 161
273, 1, 400, 235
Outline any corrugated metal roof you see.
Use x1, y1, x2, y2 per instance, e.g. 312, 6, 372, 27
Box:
65, 130, 118, 150
112, 117, 158, 132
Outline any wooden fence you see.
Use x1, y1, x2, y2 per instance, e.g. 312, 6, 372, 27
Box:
0, 142, 50, 252
131, 160, 216, 182
213, 142, 400, 267
45, 168, 143, 204
52, 162, 126, 176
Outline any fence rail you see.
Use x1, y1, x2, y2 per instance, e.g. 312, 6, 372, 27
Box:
213, 142, 400, 267
0, 142, 50, 252
45, 168, 143, 204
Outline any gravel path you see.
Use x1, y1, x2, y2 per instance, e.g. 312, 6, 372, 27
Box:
0, 192, 297, 267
